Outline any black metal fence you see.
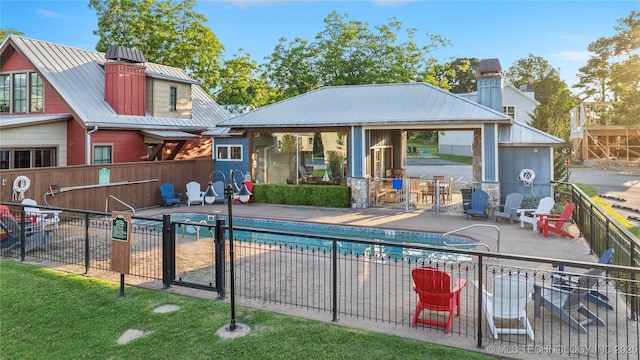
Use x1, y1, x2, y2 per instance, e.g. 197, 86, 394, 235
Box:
1, 200, 639, 359
569, 184, 640, 319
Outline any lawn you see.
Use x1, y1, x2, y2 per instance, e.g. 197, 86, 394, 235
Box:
0, 261, 492, 360
406, 138, 473, 165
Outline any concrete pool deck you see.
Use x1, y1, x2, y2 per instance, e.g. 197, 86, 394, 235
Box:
132, 200, 624, 359
136, 198, 595, 266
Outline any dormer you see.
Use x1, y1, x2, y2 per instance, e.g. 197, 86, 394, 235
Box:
104, 46, 146, 116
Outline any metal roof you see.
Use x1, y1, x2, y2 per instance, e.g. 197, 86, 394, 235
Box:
215, 83, 511, 129
2, 36, 229, 131
498, 121, 564, 146
0, 113, 72, 129
140, 130, 198, 140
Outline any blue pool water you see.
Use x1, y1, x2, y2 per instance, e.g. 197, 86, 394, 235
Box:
141, 213, 475, 262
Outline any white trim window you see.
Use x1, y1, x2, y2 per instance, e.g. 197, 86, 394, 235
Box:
503, 105, 516, 121
0, 71, 44, 113
216, 145, 242, 161
94, 144, 113, 164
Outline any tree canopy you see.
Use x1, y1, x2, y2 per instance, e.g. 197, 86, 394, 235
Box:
262, 11, 450, 101
506, 54, 575, 140
89, 0, 224, 95
0, 27, 23, 40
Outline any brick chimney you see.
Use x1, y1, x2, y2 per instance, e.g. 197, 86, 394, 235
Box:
477, 58, 503, 112
104, 46, 146, 116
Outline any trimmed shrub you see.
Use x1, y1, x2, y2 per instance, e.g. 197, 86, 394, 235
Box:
251, 183, 351, 208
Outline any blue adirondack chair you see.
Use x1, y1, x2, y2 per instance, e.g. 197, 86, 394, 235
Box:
466, 190, 489, 220
160, 183, 182, 208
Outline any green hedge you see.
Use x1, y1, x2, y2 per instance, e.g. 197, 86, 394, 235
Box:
251, 183, 351, 208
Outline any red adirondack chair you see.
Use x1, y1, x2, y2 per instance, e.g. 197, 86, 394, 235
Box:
410, 266, 467, 333
537, 203, 576, 238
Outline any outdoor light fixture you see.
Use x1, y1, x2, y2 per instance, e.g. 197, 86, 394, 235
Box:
204, 181, 217, 204
237, 181, 252, 203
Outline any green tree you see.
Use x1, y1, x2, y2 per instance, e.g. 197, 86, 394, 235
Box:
263, 11, 450, 100
438, 57, 480, 94
0, 27, 23, 40
598, 11, 640, 127
573, 37, 614, 102
505, 54, 575, 140
89, 0, 224, 95
215, 49, 272, 111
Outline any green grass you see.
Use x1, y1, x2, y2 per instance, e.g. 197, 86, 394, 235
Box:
575, 183, 640, 237
407, 140, 473, 165
0, 261, 491, 360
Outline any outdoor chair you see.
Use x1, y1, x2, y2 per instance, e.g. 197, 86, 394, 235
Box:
0, 217, 50, 254
533, 267, 607, 334
466, 190, 489, 220
553, 248, 615, 310
411, 265, 467, 333
517, 197, 554, 231
494, 192, 524, 224
298, 166, 310, 182
213, 180, 226, 203
21, 198, 62, 231
185, 181, 204, 206
537, 203, 576, 238
474, 273, 535, 340
160, 183, 182, 208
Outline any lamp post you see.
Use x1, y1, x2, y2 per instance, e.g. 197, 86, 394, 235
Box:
204, 181, 217, 204
226, 171, 238, 331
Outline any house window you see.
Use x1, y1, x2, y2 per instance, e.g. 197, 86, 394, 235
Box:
0, 72, 44, 113
0, 151, 9, 169
30, 73, 44, 112
216, 145, 243, 161
170, 86, 177, 111
0, 74, 9, 113
0, 148, 56, 169
94, 145, 113, 164
503, 105, 516, 121
13, 73, 27, 113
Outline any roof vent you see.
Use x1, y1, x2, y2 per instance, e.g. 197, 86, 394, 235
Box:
478, 58, 502, 75
519, 84, 534, 92
105, 46, 146, 64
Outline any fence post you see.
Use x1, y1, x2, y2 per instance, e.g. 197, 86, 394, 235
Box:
162, 214, 173, 289
84, 213, 90, 273
332, 238, 338, 322
476, 256, 484, 348
19, 207, 25, 261
215, 218, 226, 299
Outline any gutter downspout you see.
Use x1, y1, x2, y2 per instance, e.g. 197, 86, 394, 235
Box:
86, 126, 98, 165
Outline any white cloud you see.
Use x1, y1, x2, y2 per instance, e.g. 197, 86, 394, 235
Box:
34, 9, 66, 19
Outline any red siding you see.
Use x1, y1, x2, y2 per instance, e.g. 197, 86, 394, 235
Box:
92, 130, 149, 163
104, 63, 146, 116
0, 48, 71, 115
67, 120, 87, 166
1, 48, 31, 71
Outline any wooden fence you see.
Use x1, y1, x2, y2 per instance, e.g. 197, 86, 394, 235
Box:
0, 159, 214, 212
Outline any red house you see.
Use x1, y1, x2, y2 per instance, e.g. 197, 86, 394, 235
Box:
0, 36, 229, 169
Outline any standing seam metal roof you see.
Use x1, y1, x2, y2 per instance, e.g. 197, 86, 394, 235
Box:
214, 82, 511, 129
3, 36, 229, 131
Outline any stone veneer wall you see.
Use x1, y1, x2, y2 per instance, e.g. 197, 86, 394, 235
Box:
349, 177, 370, 208
479, 182, 501, 217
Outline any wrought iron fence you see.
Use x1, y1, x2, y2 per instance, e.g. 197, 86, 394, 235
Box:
2, 200, 639, 359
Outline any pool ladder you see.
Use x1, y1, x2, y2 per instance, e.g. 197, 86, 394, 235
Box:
441, 224, 500, 253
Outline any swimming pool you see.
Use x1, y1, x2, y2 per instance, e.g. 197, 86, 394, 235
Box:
141, 213, 475, 262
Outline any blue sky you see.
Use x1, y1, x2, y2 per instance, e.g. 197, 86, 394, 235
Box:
1, 0, 637, 88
